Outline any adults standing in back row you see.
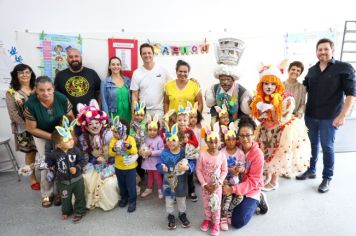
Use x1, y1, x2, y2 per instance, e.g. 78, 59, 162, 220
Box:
296, 38, 356, 193
55, 48, 101, 116
130, 43, 172, 119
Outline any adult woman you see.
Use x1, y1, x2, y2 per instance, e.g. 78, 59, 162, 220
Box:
222, 116, 267, 229
101, 56, 131, 123
283, 61, 306, 118
164, 60, 203, 113
6, 64, 38, 190
24, 76, 74, 207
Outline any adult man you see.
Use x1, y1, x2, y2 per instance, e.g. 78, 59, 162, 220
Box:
205, 65, 252, 125
130, 43, 172, 118
296, 38, 356, 193
55, 48, 101, 115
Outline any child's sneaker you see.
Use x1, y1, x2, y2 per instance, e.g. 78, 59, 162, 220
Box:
141, 188, 153, 197
211, 224, 220, 235
167, 214, 176, 230
178, 212, 191, 228
190, 192, 198, 202
220, 217, 228, 231
200, 220, 211, 232
259, 192, 269, 214
158, 189, 164, 199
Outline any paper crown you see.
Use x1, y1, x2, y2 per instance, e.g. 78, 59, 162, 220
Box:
146, 113, 159, 129
134, 101, 145, 115
221, 122, 237, 140
205, 122, 220, 141
216, 38, 245, 65
55, 115, 77, 143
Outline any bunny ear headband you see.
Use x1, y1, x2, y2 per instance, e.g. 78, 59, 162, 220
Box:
146, 113, 159, 129
205, 122, 220, 141
187, 101, 198, 115
165, 123, 179, 142
177, 105, 191, 115
111, 115, 127, 138
134, 101, 146, 115
163, 109, 176, 123
221, 122, 237, 140
214, 104, 228, 117
76, 99, 108, 128
258, 59, 288, 79
55, 115, 77, 143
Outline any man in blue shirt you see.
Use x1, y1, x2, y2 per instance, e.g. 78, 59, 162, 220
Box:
296, 38, 356, 193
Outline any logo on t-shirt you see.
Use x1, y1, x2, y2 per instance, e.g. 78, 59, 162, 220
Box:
65, 76, 89, 97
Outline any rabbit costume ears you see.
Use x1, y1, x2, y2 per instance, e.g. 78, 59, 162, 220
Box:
187, 101, 198, 115
146, 113, 159, 129
258, 59, 288, 79
221, 123, 237, 140
76, 99, 108, 128
165, 123, 179, 142
111, 115, 127, 138
134, 101, 145, 115
205, 122, 220, 141
214, 104, 228, 117
177, 105, 191, 115
55, 116, 77, 143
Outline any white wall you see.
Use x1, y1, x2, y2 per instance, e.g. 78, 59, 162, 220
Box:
0, 0, 355, 166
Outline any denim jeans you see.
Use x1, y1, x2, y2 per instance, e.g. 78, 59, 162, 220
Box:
231, 197, 259, 229
304, 115, 337, 180
115, 168, 137, 204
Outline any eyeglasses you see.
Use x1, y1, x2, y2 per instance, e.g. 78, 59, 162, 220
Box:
238, 134, 253, 139
18, 70, 32, 76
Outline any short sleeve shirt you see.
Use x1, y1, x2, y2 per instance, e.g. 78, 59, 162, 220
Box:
164, 80, 200, 111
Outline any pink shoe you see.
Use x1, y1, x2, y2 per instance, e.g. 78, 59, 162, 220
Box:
200, 220, 211, 232
220, 217, 228, 231
140, 188, 153, 197
211, 224, 220, 236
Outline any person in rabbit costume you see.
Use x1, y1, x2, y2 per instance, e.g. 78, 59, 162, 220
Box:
196, 122, 228, 236
156, 123, 195, 230
250, 62, 311, 191
76, 99, 120, 211
46, 116, 86, 223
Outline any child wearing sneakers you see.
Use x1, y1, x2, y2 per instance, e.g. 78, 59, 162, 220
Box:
219, 123, 245, 231
45, 116, 86, 223
140, 114, 164, 199
177, 105, 199, 202
196, 122, 228, 236
156, 123, 195, 230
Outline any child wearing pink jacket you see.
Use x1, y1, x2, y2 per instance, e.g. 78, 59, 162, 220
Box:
196, 122, 228, 236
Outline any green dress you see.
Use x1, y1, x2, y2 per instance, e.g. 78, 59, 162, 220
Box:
111, 86, 131, 123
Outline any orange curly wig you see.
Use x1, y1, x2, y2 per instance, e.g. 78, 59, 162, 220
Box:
250, 75, 285, 121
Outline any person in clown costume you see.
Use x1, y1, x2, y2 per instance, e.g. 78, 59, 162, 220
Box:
250, 62, 311, 192
76, 99, 120, 211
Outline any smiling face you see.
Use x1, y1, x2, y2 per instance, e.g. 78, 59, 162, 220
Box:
219, 75, 234, 92
86, 119, 102, 135
288, 66, 302, 82
109, 58, 122, 75
238, 127, 254, 150
219, 112, 230, 126
176, 65, 189, 82
36, 82, 54, 103
262, 82, 277, 95
17, 69, 32, 86
177, 114, 189, 130
317, 42, 333, 64
67, 49, 82, 71
140, 46, 154, 64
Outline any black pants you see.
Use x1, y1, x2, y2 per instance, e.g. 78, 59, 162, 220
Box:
187, 173, 195, 195
59, 178, 86, 216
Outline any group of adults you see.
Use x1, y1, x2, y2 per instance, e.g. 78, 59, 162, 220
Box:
5, 38, 356, 229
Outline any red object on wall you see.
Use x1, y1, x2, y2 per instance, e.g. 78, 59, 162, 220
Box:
108, 38, 138, 78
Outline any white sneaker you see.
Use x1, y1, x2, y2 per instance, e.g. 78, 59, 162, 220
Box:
141, 188, 153, 197
158, 189, 164, 199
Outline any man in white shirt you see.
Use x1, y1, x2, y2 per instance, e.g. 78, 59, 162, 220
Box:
130, 43, 172, 118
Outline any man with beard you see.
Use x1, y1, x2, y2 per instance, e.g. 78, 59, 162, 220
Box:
55, 48, 101, 115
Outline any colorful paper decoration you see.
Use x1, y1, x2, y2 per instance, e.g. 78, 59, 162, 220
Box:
150, 40, 210, 56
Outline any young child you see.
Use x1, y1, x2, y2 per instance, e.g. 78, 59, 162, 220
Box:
219, 123, 245, 231
160, 109, 177, 146
45, 116, 86, 223
187, 101, 207, 151
196, 122, 228, 236
214, 104, 230, 149
177, 105, 199, 202
109, 116, 138, 213
140, 114, 164, 199
156, 123, 195, 230
130, 101, 147, 184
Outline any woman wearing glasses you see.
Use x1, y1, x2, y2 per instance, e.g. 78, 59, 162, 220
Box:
23, 76, 74, 208
6, 64, 38, 190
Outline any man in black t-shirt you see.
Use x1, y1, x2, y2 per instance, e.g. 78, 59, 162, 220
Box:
55, 48, 101, 115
